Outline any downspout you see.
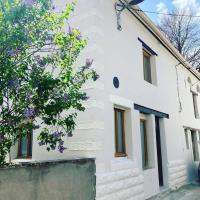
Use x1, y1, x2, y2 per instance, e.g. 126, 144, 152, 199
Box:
175, 63, 182, 112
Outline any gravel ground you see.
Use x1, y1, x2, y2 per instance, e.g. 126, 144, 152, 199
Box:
148, 184, 200, 200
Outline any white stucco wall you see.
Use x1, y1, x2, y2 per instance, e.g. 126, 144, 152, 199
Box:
10, 0, 200, 199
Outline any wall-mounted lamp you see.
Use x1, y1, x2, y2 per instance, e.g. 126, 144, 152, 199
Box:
115, 0, 144, 31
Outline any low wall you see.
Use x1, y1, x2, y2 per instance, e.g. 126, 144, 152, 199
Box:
0, 159, 96, 200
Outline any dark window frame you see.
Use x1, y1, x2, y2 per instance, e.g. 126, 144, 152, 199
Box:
18, 132, 32, 159
114, 108, 127, 157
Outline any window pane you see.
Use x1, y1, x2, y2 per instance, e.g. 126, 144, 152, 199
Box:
143, 52, 152, 83
21, 136, 28, 157
192, 94, 199, 118
117, 111, 123, 153
184, 129, 189, 149
18, 132, 32, 158
191, 131, 199, 161
114, 108, 126, 157
140, 120, 148, 169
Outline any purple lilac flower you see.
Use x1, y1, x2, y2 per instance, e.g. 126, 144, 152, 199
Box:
68, 27, 74, 36
26, 90, 32, 99
39, 141, 45, 146
24, 107, 35, 118
7, 49, 15, 56
22, 0, 37, 6
58, 141, 66, 153
58, 146, 65, 153
81, 64, 90, 71
8, 78, 19, 88
7, 48, 21, 56
77, 33, 82, 41
81, 95, 89, 101
64, 93, 69, 103
52, 131, 62, 139
52, 5, 56, 10
85, 58, 93, 67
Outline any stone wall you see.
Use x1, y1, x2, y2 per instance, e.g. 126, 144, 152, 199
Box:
168, 160, 187, 190
0, 159, 96, 200
96, 168, 144, 200
96, 159, 144, 200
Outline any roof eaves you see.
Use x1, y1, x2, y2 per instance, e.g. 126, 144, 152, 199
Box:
120, 0, 200, 80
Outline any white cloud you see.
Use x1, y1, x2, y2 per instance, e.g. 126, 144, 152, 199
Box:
156, 2, 168, 22
172, 0, 200, 13
156, 2, 168, 13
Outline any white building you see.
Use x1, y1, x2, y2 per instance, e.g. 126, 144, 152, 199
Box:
10, 0, 200, 199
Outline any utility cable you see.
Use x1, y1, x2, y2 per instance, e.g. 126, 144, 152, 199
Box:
133, 8, 200, 18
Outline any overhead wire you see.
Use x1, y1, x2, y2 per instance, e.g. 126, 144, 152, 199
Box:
132, 8, 200, 18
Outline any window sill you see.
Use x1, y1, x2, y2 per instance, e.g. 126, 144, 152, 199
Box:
115, 153, 127, 158
12, 158, 35, 164
17, 156, 32, 159
143, 166, 155, 171
114, 156, 128, 160
111, 158, 137, 171
144, 80, 157, 87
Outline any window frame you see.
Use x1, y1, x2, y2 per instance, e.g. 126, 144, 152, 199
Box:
114, 108, 127, 158
192, 92, 199, 119
184, 129, 190, 150
143, 49, 152, 84
140, 119, 149, 169
191, 131, 199, 162
18, 132, 32, 159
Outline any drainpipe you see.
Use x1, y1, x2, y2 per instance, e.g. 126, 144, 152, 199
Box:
175, 63, 182, 113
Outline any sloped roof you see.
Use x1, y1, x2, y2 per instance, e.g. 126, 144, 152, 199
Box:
120, 0, 200, 80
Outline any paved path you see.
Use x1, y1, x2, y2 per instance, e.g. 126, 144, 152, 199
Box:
149, 184, 200, 200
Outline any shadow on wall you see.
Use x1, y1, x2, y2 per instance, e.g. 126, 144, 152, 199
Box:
0, 159, 96, 200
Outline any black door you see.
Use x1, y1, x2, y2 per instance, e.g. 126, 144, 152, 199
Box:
155, 117, 164, 186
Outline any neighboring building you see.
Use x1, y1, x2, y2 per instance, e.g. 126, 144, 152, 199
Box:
9, 0, 200, 199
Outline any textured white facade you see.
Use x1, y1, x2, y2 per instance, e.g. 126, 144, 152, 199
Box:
10, 0, 200, 199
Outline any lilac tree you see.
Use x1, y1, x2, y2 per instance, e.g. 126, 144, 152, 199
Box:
0, 0, 98, 165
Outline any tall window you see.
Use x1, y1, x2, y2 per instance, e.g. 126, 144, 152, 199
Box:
191, 131, 199, 161
114, 108, 126, 157
184, 129, 189, 149
18, 132, 32, 158
143, 50, 152, 84
140, 119, 149, 169
192, 93, 199, 118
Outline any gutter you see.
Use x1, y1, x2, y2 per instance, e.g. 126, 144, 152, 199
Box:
119, 0, 200, 81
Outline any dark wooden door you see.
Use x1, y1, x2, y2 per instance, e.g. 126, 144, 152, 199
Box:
155, 117, 164, 186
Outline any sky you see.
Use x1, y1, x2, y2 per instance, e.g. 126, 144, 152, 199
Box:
138, 0, 200, 23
